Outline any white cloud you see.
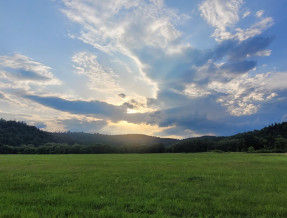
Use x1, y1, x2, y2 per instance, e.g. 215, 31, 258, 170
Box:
199, 0, 242, 29
184, 83, 211, 98
256, 10, 264, 18
72, 51, 157, 111
254, 50, 272, 57
265, 72, 287, 90
0, 54, 61, 89
242, 10, 251, 18
209, 74, 269, 116
234, 17, 273, 41
61, 0, 182, 52
199, 0, 243, 41
184, 71, 287, 116
72, 52, 122, 93
199, 0, 273, 42
62, 0, 176, 103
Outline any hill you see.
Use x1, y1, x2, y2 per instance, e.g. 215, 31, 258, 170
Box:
169, 122, 287, 153
0, 119, 53, 146
52, 132, 178, 147
0, 118, 287, 153
0, 118, 177, 148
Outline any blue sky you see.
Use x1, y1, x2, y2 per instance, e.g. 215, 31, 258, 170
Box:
0, 0, 287, 138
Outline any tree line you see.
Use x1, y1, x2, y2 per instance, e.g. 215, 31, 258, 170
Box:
170, 123, 287, 153
0, 118, 287, 154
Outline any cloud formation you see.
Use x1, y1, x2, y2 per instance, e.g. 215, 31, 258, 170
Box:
0, 0, 286, 138
0, 54, 61, 91
200, 0, 243, 41
25, 1, 284, 136
199, 0, 273, 42
62, 0, 183, 53
72, 52, 122, 93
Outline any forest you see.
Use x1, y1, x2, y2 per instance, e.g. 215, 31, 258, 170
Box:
0, 118, 287, 154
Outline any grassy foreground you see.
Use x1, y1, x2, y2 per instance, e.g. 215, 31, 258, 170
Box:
0, 153, 286, 217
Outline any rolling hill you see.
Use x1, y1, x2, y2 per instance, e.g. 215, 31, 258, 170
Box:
0, 118, 287, 153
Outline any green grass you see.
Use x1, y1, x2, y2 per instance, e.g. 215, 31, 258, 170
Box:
0, 153, 287, 217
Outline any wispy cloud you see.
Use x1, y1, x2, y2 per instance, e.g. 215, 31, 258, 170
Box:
62, 0, 183, 53
199, 0, 243, 41
0, 54, 61, 90
256, 10, 264, 18
72, 52, 122, 93
242, 10, 251, 18
234, 17, 273, 41
61, 0, 188, 101
199, 0, 273, 42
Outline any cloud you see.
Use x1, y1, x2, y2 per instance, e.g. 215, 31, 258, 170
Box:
220, 60, 257, 74
22, 94, 161, 127
234, 17, 273, 41
118, 93, 126, 99
242, 10, 251, 18
254, 50, 271, 57
146, 98, 236, 136
59, 118, 107, 133
0, 54, 61, 92
183, 71, 287, 117
61, 0, 183, 53
199, 0, 243, 41
131, 36, 274, 97
0, 0, 278, 139
71, 51, 158, 108
60, 0, 277, 125
264, 72, 287, 90
199, 0, 243, 30
0, 54, 60, 85
24, 95, 127, 121
256, 10, 264, 18
199, 0, 273, 41
61, 0, 188, 101
184, 83, 211, 98
213, 36, 274, 61
72, 52, 122, 93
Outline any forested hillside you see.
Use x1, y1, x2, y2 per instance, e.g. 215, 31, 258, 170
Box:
0, 119, 53, 146
0, 118, 287, 154
0, 119, 177, 154
52, 132, 178, 146
169, 122, 287, 153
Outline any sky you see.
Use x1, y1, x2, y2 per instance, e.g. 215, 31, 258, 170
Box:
0, 0, 287, 138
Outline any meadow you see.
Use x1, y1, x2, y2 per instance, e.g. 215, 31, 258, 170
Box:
0, 153, 286, 217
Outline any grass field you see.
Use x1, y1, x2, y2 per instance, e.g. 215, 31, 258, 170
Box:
0, 153, 287, 217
